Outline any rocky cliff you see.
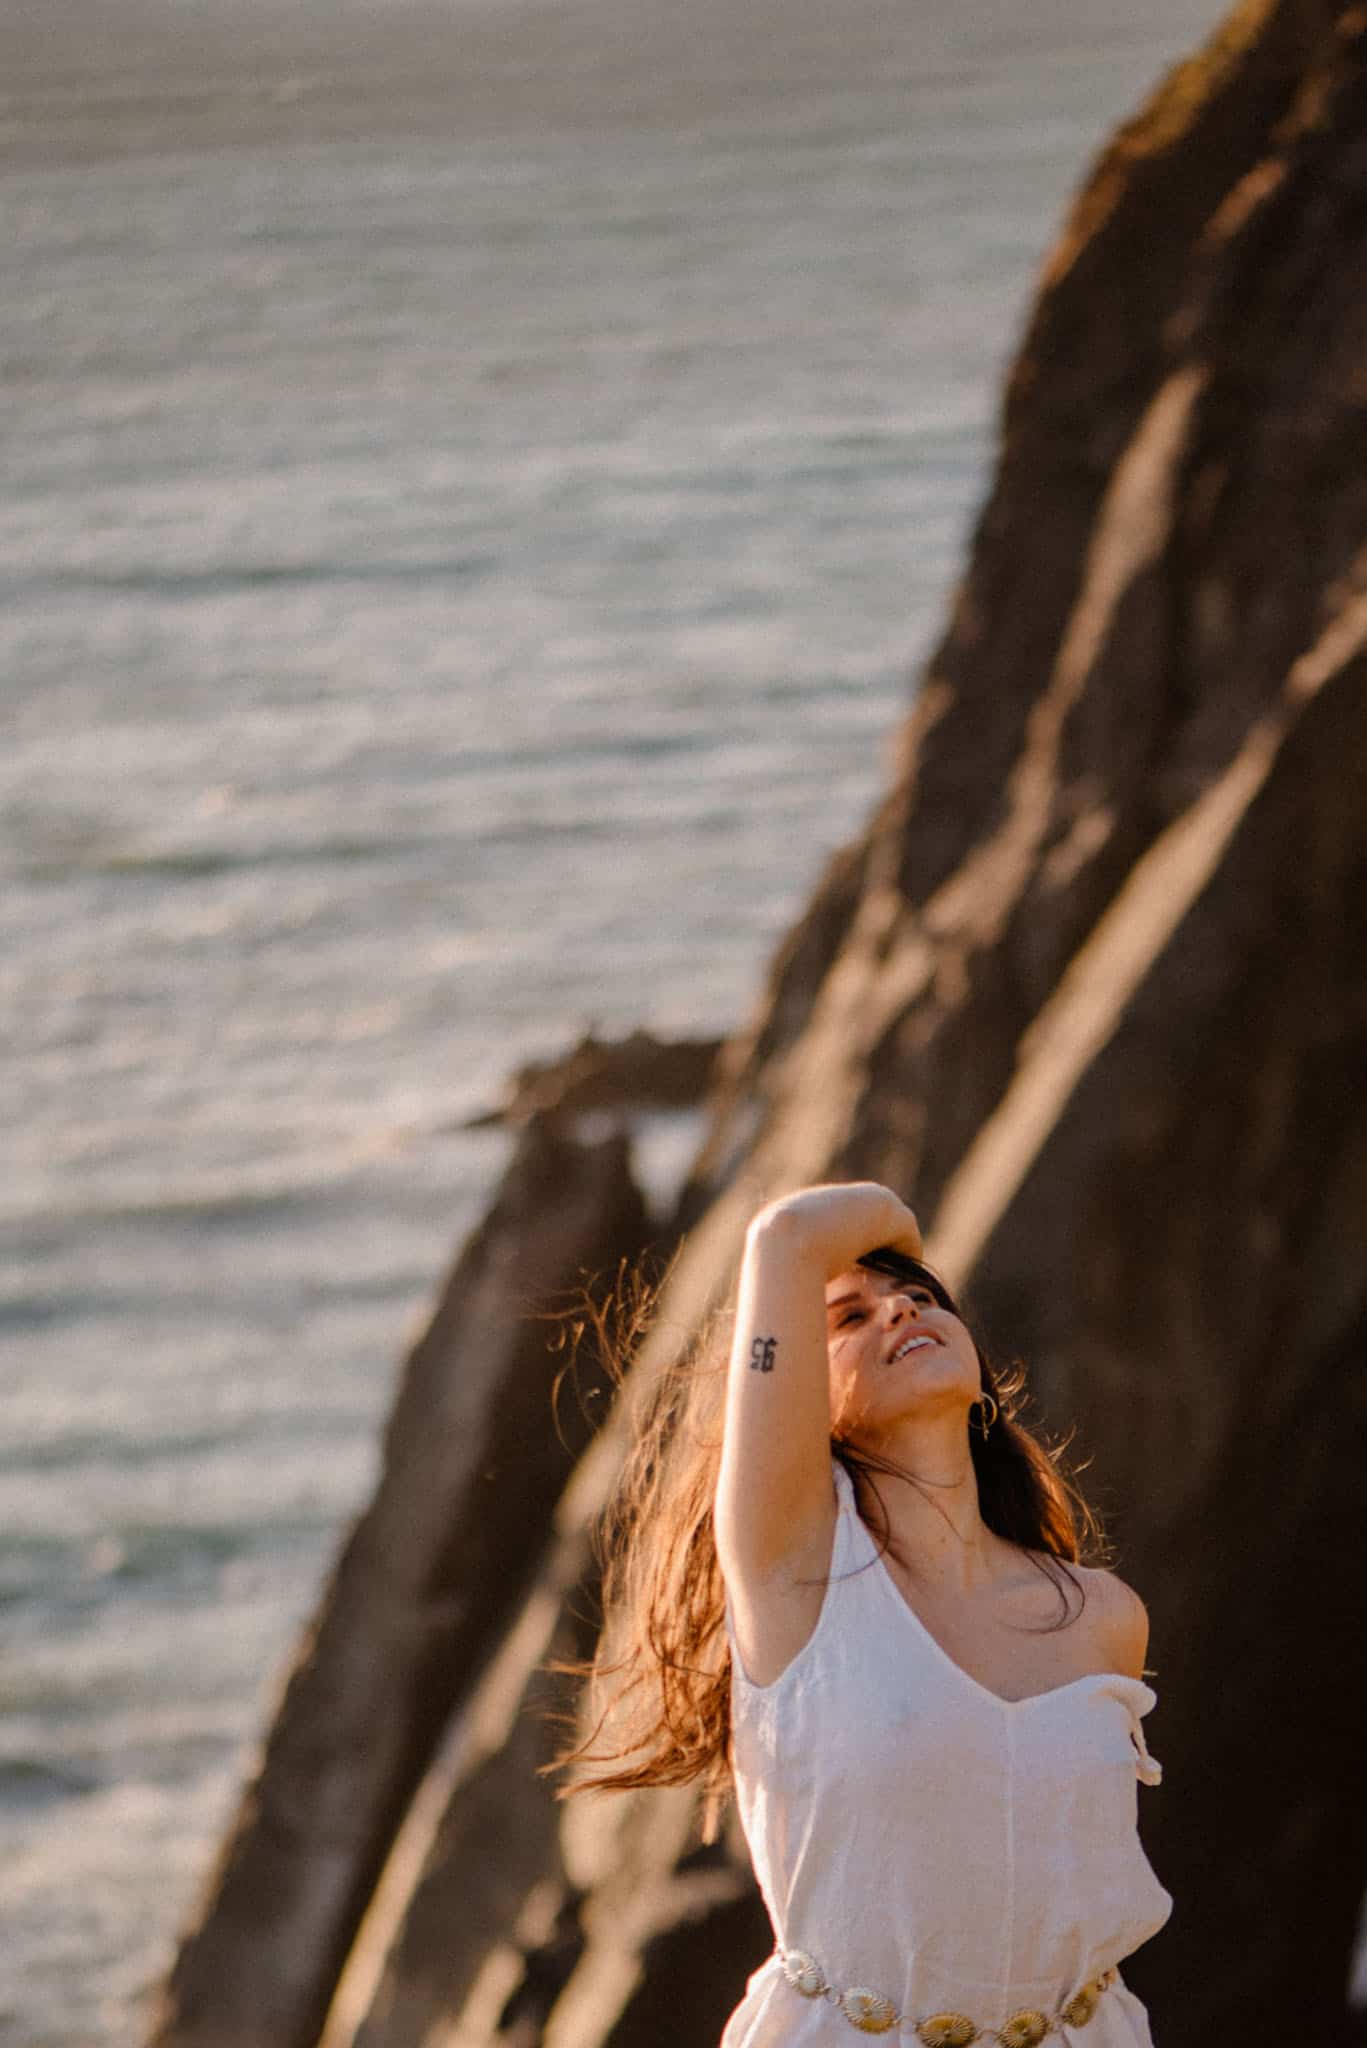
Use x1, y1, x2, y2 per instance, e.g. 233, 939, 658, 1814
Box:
152, 2, 1367, 2043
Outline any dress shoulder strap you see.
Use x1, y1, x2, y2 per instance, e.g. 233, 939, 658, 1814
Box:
726, 1463, 865, 1693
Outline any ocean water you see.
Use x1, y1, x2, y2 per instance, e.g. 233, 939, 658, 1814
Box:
1, 1, 1220, 2040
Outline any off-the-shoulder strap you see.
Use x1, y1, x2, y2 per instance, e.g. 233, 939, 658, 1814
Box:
1129, 1709, 1163, 1786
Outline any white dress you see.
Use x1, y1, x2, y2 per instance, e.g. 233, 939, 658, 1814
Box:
721, 1463, 1173, 2047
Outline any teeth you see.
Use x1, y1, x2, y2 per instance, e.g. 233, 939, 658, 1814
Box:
892, 1336, 933, 1361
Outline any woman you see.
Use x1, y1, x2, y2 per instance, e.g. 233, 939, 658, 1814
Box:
563, 1181, 1172, 2046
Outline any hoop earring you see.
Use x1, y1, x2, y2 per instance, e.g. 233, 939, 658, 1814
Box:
972, 1390, 999, 1437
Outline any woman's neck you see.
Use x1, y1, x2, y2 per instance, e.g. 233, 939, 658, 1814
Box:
845, 1419, 1000, 1594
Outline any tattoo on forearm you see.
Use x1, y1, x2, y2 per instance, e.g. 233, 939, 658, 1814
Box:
749, 1335, 777, 1373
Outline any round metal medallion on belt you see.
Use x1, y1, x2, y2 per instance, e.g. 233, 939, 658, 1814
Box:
997, 2012, 1051, 2048
916, 2015, 980, 2048
781, 1951, 828, 1999
1059, 1970, 1114, 2029
1059, 1982, 1098, 2027
839, 1987, 901, 2034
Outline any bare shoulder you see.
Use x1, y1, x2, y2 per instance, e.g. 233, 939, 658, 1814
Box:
1076, 1565, 1151, 1679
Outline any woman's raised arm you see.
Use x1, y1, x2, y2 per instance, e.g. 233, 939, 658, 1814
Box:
714, 1183, 920, 1675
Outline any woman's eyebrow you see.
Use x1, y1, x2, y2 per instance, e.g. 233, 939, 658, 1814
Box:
825, 1292, 863, 1314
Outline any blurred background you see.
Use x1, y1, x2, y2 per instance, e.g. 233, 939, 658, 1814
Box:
3, 0, 1236, 2041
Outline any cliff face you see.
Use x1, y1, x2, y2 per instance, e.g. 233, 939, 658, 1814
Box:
682, 0, 1359, 1235
148, 1121, 653, 2048
153, 2, 1367, 2044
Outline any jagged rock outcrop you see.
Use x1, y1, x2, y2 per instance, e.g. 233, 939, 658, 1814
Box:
154, 1, 1367, 2042
150, 1118, 652, 2048
462, 1029, 723, 1131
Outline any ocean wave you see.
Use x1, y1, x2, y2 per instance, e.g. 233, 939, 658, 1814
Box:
22, 834, 438, 883
4, 1178, 334, 1236
0, 1422, 261, 1477
0, 1756, 102, 1813
37, 555, 498, 600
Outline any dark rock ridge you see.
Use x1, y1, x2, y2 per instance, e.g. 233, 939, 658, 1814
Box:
461, 1028, 724, 1130
153, 2, 1367, 2043
149, 1118, 652, 2048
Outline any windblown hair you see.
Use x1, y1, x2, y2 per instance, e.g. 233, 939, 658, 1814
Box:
553, 1247, 1108, 1833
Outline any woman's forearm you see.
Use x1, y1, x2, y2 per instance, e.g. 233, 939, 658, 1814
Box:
715, 1185, 919, 1575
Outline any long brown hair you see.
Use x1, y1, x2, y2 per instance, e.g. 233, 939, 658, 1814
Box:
553, 1247, 1107, 1831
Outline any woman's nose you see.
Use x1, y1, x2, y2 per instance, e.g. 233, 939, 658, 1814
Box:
885, 1291, 920, 1323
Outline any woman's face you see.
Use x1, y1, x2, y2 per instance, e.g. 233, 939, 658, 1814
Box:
823, 1264, 981, 1442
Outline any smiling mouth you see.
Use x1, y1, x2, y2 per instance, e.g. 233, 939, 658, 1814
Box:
888, 1334, 937, 1364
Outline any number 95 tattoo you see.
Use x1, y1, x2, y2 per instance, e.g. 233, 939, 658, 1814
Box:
749, 1335, 777, 1373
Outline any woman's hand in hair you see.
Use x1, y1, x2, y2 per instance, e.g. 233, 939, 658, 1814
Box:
748, 1181, 922, 1276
